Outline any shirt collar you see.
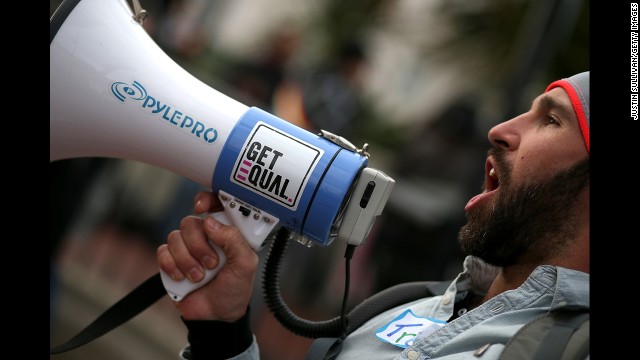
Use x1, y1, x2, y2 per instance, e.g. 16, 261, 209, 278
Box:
460, 255, 589, 311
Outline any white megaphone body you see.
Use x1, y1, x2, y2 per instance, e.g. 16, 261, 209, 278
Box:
51, 0, 395, 301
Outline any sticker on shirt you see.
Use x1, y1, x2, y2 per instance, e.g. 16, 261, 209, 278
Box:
375, 309, 447, 348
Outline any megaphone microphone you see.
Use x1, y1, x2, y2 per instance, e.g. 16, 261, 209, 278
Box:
51, 0, 395, 302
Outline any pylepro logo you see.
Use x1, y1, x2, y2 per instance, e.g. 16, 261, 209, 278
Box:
110, 80, 218, 144
232, 122, 323, 210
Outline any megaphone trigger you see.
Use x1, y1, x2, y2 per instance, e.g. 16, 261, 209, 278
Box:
160, 190, 279, 301
214, 190, 280, 252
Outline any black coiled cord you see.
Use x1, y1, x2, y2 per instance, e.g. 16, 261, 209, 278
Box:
261, 227, 435, 340
261, 227, 347, 338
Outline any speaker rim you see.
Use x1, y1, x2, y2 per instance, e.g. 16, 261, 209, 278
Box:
50, 0, 82, 44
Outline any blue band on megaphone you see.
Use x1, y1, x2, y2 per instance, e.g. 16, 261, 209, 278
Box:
212, 107, 367, 246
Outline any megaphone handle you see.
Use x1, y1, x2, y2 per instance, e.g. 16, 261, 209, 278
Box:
159, 212, 230, 302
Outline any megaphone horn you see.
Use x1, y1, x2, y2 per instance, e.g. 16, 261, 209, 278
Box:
51, 0, 395, 301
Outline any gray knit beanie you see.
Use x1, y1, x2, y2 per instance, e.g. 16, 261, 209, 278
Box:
545, 71, 590, 153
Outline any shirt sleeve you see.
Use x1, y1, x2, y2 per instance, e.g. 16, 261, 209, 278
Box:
178, 337, 259, 360
178, 307, 257, 360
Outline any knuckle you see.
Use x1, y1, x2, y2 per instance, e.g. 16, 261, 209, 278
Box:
166, 230, 182, 247
182, 215, 201, 227
156, 244, 168, 256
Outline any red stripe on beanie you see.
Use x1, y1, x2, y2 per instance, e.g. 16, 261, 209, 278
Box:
545, 78, 590, 153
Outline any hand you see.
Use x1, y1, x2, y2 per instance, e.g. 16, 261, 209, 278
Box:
156, 191, 259, 322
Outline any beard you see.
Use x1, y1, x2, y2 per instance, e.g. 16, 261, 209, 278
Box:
458, 147, 589, 267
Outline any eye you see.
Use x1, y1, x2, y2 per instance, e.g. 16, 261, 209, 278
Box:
545, 115, 561, 127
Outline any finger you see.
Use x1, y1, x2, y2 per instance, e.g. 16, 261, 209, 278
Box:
194, 191, 223, 215
166, 228, 205, 283
180, 216, 221, 271
156, 244, 184, 281
203, 216, 258, 269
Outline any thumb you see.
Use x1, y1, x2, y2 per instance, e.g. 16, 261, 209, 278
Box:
203, 215, 253, 257
203, 216, 259, 275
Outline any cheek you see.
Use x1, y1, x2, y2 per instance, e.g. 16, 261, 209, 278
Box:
513, 140, 585, 181
510, 153, 550, 183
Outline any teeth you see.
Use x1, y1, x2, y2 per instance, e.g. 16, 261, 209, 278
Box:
489, 168, 496, 178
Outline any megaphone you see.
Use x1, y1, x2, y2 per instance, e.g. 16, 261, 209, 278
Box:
51, 0, 395, 301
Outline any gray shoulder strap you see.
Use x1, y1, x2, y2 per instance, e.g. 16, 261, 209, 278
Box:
499, 310, 589, 360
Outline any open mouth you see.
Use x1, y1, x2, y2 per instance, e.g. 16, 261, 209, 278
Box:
486, 161, 500, 192
465, 158, 501, 211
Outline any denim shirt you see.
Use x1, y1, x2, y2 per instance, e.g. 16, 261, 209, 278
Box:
179, 255, 589, 359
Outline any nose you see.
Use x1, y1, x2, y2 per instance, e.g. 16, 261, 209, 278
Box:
488, 116, 521, 150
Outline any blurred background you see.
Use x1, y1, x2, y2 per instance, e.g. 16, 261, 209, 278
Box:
50, 0, 589, 359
